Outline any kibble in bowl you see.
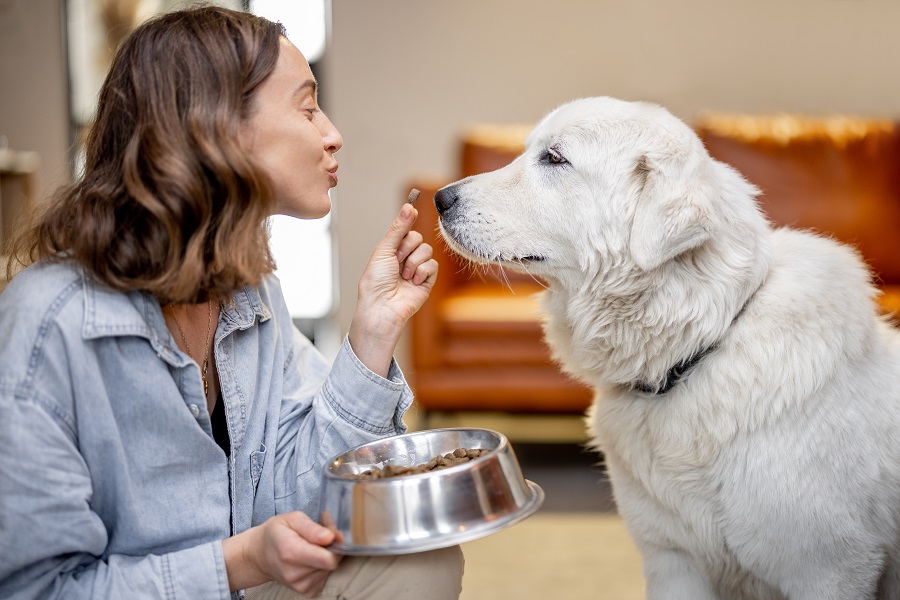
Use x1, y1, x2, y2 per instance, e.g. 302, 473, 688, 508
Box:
351, 447, 490, 479
319, 428, 543, 555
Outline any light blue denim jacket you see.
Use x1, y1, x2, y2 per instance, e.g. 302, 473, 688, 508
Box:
0, 260, 414, 599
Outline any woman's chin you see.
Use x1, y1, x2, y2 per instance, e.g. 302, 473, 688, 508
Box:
274, 198, 332, 220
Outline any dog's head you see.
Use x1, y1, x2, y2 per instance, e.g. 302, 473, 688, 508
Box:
436, 96, 765, 285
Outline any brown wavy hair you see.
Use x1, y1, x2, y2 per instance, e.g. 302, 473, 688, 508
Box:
7, 6, 285, 304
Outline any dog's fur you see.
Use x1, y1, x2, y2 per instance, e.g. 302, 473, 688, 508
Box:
435, 97, 900, 600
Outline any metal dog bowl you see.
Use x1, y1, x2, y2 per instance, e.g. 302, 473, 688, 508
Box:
318, 428, 544, 555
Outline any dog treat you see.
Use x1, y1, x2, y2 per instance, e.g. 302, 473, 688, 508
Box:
406, 188, 421, 206
349, 447, 489, 479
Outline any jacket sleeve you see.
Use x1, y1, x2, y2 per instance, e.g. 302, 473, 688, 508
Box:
272, 329, 414, 517
0, 394, 231, 599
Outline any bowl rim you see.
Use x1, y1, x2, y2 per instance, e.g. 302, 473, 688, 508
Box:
323, 427, 511, 482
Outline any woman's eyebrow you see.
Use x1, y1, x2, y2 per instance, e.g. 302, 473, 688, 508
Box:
293, 79, 318, 100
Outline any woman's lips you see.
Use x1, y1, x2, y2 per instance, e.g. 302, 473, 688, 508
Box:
329, 172, 338, 187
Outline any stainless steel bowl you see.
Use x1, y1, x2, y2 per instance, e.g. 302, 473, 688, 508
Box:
318, 428, 544, 555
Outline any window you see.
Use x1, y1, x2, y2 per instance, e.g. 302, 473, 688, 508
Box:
250, 0, 327, 63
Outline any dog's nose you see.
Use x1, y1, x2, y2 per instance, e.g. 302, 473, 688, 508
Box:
434, 186, 459, 216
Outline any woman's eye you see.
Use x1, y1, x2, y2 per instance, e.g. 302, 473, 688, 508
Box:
545, 147, 567, 165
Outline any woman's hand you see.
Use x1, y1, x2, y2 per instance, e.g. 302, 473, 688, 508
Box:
349, 203, 438, 377
222, 511, 342, 594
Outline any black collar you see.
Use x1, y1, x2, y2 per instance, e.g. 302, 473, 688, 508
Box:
630, 290, 757, 396
631, 343, 720, 395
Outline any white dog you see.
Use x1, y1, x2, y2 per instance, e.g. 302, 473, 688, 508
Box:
435, 97, 900, 600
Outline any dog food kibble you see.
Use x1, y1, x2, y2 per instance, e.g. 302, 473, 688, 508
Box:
351, 448, 489, 479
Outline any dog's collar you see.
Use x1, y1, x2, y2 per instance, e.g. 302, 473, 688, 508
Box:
630, 289, 757, 396
631, 344, 719, 395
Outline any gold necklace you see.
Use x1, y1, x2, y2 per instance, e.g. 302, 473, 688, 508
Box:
166, 299, 214, 397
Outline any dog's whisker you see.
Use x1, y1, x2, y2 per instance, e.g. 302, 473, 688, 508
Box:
449, 253, 484, 281
517, 259, 550, 290
495, 258, 515, 292
476, 263, 490, 282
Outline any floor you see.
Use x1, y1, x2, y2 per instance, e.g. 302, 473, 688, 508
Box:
406, 411, 647, 599
459, 513, 644, 600
512, 442, 617, 513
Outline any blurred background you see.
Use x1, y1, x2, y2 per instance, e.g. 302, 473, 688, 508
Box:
3, 1, 900, 597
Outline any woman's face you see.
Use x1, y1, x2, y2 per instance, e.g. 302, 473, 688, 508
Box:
241, 37, 343, 219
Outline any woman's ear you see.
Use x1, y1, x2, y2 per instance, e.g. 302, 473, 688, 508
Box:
629, 154, 712, 272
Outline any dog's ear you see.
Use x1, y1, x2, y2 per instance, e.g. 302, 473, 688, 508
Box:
629, 154, 712, 271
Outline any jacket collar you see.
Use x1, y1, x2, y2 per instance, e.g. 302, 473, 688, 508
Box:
220, 285, 273, 330
81, 270, 272, 356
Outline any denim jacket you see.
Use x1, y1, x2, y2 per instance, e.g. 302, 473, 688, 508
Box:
0, 260, 414, 599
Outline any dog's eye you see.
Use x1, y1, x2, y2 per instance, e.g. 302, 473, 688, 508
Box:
543, 147, 567, 165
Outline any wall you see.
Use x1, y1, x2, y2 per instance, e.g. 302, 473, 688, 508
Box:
0, 0, 71, 204
325, 0, 900, 366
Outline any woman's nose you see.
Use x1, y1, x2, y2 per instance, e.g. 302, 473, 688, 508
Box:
321, 114, 343, 154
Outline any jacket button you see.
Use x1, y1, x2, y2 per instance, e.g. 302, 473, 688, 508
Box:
189, 404, 200, 418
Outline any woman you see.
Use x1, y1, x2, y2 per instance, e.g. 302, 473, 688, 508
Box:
0, 6, 462, 599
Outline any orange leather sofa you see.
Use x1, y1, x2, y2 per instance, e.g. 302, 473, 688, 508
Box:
694, 114, 900, 315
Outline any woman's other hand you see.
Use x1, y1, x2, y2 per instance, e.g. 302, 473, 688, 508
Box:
349, 203, 438, 377
222, 511, 341, 594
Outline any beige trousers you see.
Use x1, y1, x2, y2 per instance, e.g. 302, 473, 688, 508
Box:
243, 545, 464, 600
